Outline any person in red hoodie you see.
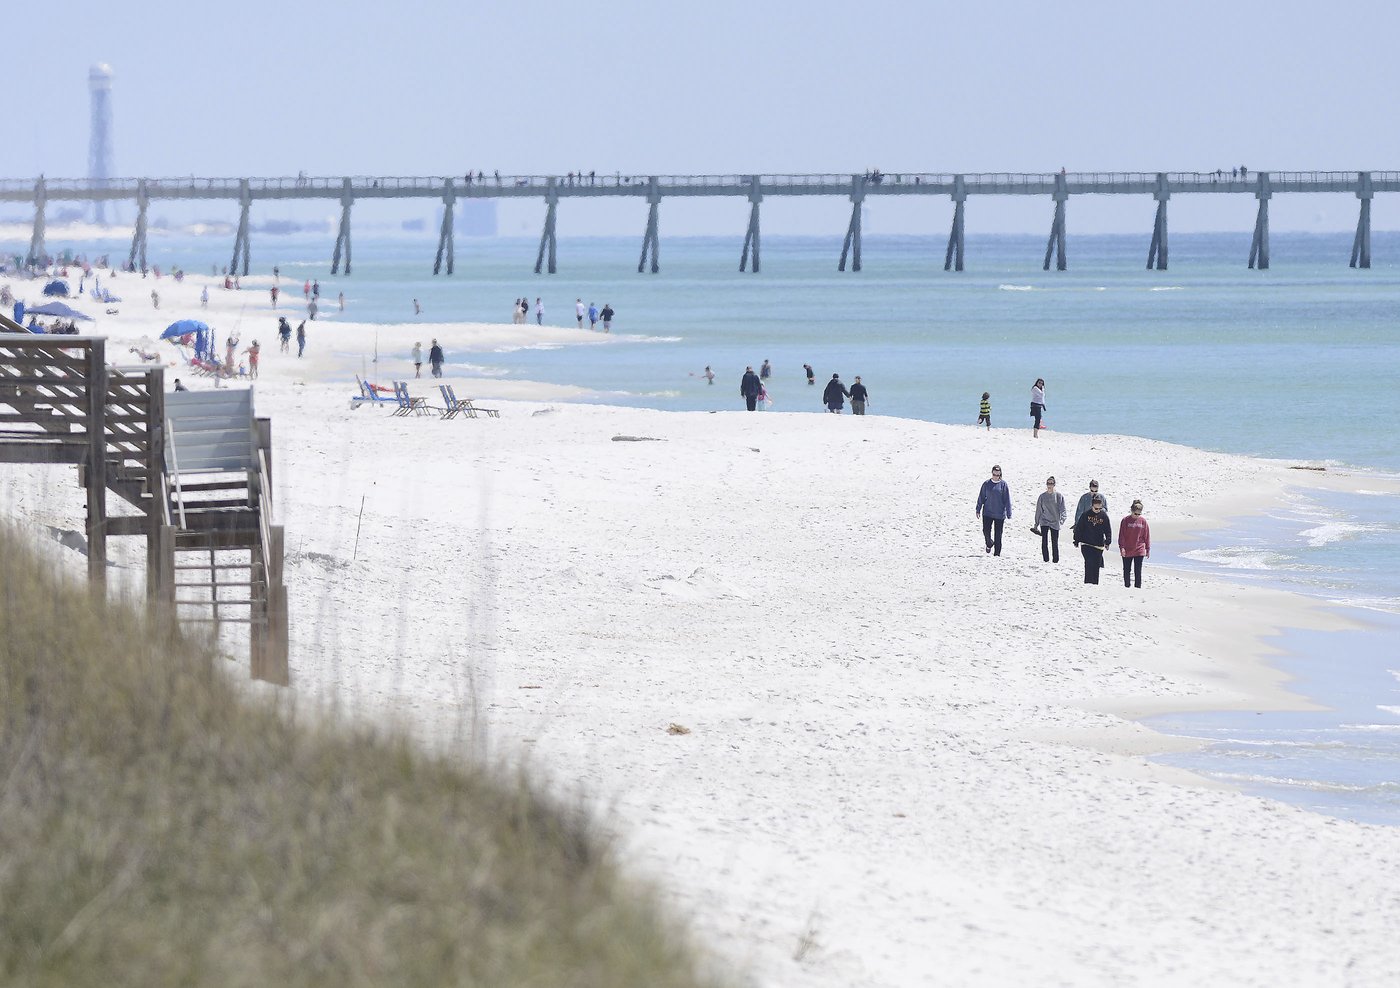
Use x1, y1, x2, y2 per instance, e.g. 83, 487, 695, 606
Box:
1118, 499, 1151, 588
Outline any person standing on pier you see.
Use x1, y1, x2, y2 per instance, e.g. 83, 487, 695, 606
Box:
740, 366, 762, 411
576, 298, 585, 328
429, 338, 444, 378
1030, 378, 1046, 437
535, 297, 544, 325
600, 303, 614, 332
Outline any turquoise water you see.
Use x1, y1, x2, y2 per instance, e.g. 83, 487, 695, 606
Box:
7, 229, 1400, 823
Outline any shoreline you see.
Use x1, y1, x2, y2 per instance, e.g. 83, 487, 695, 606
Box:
6, 268, 1400, 983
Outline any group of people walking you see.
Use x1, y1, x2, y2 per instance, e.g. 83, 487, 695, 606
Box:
513, 297, 615, 331
733, 361, 870, 414
976, 471, 1151, 587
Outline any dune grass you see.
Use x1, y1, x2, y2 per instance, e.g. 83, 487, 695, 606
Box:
0, 526, 724, 987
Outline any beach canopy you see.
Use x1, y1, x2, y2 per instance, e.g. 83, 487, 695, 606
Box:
161, 319, 211, 358
26, 301, 93, 321
42, 279, 70, 297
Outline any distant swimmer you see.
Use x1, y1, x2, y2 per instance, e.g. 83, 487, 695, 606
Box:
690, 365, 715, 385
760, 359, 771, 379
804, 363, 815, 386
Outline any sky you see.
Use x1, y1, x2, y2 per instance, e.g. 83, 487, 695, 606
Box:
8, 0, 1400, 236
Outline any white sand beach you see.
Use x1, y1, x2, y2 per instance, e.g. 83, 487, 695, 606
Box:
7, 270, 1400, 987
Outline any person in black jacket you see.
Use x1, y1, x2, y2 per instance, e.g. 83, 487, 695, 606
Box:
822, 373, 849, 413
1071, 495, 1113, 584
849, 376, 869, 415
428, 338, 445, 378
740, 366, 762, 411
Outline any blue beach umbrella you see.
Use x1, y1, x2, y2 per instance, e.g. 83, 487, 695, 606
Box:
161, 319, 211, 358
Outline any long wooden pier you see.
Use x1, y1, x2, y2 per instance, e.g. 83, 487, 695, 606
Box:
3, 170, 1393, 274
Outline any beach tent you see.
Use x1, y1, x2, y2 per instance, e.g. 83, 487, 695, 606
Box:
161, 319, 211, 359
42, 280, 70, 297
26, 301, 94, 322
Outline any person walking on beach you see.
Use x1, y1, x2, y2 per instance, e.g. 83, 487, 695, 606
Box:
412, 341, 423, 379
576, 298, 585, 327
296, 321, 306, 358
308, 298, 318, 320
849, 375, 869, 415
823, 373, 849, 413
978, 392, 991, 429
1074, 480, 1108, 525
588, 302, 599, 331
150, 289, 160, 309
303, 279, 311, 299
1030, 378, 1046, 437
338, 291, 345, 312
1073, 495, 1113, 584
1032, 476, 1067, 563
760, 359, 771, 380
429, 338, 444, 378
740, 366, 762, 411
976, 465, 1012, 556
243, 340, 261, 379
312, 279, 319, 299
270, 284, 279, 308
535, 297, 544, 325
600, 303, 614, 332
277, 317, 291, 353
200, 286, 208, 309
804, 364, 815, 386
1118, 500, 1151, 588
413, 298, 422, 316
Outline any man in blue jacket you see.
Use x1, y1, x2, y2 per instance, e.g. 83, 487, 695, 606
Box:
740, 366, 762, 411
976, 464, 1012, 556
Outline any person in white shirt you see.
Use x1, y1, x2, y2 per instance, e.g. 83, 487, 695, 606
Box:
535, 297, 544, 325
575, 298, 585, 327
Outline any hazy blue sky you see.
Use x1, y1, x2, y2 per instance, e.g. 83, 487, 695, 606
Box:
8, 0, 1400, 235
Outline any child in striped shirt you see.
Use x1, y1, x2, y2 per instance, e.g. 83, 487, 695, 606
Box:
977, 392, 991, 429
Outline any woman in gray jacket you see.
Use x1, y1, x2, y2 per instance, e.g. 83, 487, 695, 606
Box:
1031, 476, 1067, 563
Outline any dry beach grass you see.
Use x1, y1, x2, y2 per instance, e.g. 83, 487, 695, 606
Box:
0, 524, 723, 988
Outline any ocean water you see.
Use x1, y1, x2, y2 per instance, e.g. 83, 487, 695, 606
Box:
7, 228, 1400, 823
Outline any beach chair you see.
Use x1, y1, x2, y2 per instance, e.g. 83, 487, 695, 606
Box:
392, 381, 431, 417
444, 385, 500, 419
437, 384, 477, 419
351, 374, 396, 409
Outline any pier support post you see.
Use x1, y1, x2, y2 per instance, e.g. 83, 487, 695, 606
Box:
1146, 174, 1170, 270
27, 177, 46, 266
434, 179, 456, 275
230, 179, 251, 277
535, 180, 558, 274
84, 340, 108, 591
740, 177, 762, 273
1350, 172, 1373, 270
1043, 173, 1068, 271
944, 175, 966, 271
128, 179, 148, 273
638, 178, 660, 274
1248, 173, 1271, 270
331, 178, 354, 275
838, 177, 865, 272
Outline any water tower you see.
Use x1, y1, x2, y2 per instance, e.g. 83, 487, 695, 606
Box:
88, 63, 115, 224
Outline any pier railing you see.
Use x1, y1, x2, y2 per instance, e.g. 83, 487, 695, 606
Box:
3, 169, 1394, 274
